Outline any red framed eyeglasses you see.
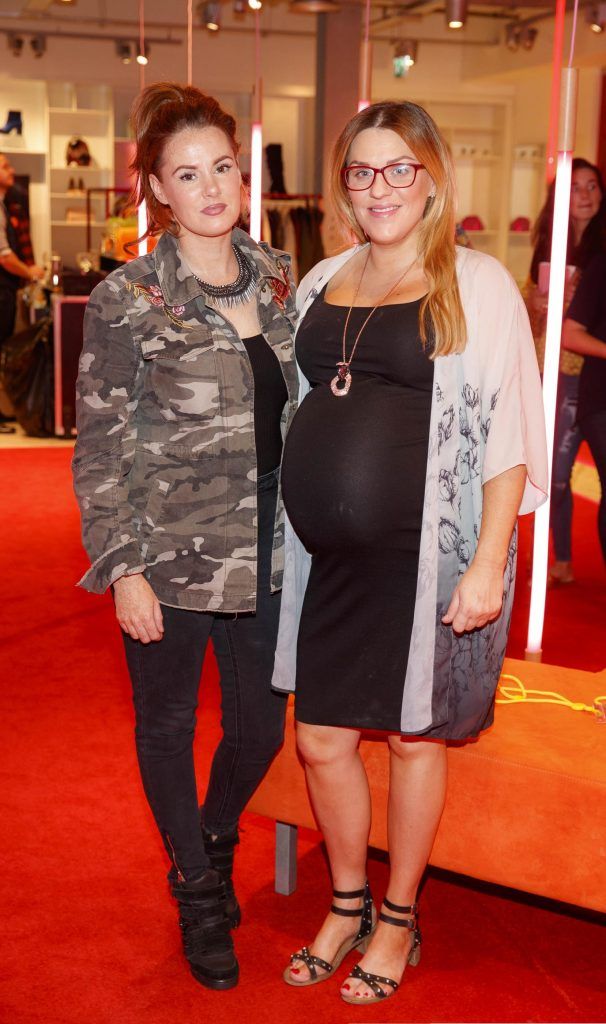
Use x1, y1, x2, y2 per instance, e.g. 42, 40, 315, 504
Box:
341, 162, 426, 191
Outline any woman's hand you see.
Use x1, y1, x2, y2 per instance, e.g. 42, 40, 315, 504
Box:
113, 573, 164, 643
441, 558, 504, 634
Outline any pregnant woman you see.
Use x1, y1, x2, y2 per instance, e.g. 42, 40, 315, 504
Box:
274, 100, 548, 1006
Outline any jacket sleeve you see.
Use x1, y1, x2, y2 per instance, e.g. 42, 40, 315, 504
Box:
481, 270, 549, 515
72, 277, 147, 593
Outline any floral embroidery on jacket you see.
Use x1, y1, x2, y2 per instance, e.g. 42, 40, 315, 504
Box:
125, 281, 194, 330
267, 263, 292, 310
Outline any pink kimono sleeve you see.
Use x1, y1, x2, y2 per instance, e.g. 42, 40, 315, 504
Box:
482, 285, 549, 515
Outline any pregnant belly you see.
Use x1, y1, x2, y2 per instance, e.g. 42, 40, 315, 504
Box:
281, 380, 430, 553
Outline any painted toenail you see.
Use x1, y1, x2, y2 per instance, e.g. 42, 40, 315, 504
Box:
291, 968, 300, 975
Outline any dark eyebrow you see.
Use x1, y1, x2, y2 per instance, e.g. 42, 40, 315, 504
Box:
172, 155, 234, 175
347, 156, 415, 166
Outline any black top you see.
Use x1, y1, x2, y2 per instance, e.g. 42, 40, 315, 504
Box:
281, 288, 434, 554
241, 333, 288, 475
566, 252, 606, 421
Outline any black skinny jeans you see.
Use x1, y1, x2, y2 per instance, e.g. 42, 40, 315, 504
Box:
122, 468, 287, 881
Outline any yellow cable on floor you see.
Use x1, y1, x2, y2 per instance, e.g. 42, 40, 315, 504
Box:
496, 673, 606, 721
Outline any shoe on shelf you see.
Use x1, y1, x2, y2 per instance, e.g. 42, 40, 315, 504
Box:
171, 868, 239, 991
0, 110, 23, 135
548, 561, 575, 586
340, 897, 421, 1005
201, 814, 241, 929
283, 882, 375, 987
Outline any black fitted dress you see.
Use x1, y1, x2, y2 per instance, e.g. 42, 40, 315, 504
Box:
280, 288, 434, 732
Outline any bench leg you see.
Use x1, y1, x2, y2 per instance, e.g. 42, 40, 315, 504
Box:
275, 821, 298, 895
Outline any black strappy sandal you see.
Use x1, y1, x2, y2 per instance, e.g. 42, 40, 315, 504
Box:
340, 898, 421, 1005
283, 882, 375, 987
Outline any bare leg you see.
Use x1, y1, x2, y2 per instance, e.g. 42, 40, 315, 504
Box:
285, 722, 371, 983
342, 737, 447, 1001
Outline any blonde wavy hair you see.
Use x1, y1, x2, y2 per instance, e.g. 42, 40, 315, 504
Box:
330, 101, 466, 357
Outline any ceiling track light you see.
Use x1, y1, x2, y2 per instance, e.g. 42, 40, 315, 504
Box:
445, 0, 467, 30
505, 22, 519, 51
199, 1, 221, 30
136, 43, 150, 65
248, 0, 263, 10
586, 2, 606, 32
7, 32, 24, 56
115, 39, 132, 63
393, 38, 417, 77
521, 25, 538, 50
30, 33, 47, 58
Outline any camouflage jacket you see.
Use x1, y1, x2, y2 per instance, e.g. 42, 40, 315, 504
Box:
72, 228, 299, 612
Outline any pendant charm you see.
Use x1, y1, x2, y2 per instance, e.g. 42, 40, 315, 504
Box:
330, 362, 352, 397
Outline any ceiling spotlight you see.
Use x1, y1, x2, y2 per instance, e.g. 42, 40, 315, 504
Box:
521, 25, 538, 50
445, 0, 467, 29
7, 33, 24, 57
136, 44, 150, 65
393, 39, 418, 77
115, 40, 132, 64
586, 2, 606, 32
30, 34, 47, 58
505, 22, 521, 51
248, 0, 263, 9
289, 1, 341, 12
199, 1, 221, 29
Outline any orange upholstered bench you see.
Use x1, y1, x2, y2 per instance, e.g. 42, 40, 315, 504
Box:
247, 657, 606, 913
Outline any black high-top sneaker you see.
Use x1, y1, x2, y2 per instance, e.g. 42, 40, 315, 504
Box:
202, 823, 241, 929
171, 868, 239, 990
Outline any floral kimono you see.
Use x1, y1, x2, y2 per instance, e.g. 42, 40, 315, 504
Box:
272, 244, 548, 739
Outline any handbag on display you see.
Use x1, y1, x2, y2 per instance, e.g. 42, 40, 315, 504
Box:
66, 137, 92, 167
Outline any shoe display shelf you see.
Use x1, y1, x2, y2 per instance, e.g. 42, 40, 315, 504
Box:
48, 83, 115, 267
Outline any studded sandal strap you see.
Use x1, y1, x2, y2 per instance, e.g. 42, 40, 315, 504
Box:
290, 946, 333, 979
349, 963, 398, 998
331, 883, 369, 917
383, 897, 418, 914
379, 912, 416, 928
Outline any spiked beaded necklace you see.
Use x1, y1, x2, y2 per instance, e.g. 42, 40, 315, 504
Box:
192, 243, 257, 309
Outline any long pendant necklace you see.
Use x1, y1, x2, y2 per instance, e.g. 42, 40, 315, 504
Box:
191, 243, 258, 309
330, 250, 419, 398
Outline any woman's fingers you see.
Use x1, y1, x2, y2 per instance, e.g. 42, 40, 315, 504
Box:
152, 600, 165, 635
114, 574, 164, 643
441, 589, 459, 625
443, 573, 503, 633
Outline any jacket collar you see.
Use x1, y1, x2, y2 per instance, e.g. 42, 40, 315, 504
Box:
151, 227, 289, 308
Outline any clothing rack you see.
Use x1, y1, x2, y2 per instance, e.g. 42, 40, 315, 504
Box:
262, 193, 322, 208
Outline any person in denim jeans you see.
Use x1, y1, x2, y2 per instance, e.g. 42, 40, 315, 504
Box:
527, 158, 605, 583
73, 83, 298, 992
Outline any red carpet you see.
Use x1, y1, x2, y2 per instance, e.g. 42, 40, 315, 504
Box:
2, 448, 605, 1023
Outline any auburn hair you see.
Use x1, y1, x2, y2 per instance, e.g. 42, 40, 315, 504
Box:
330, 101, 466, 357
129, 82, 242, 240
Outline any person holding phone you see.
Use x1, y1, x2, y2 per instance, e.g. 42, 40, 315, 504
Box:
527, 159, 605, 584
